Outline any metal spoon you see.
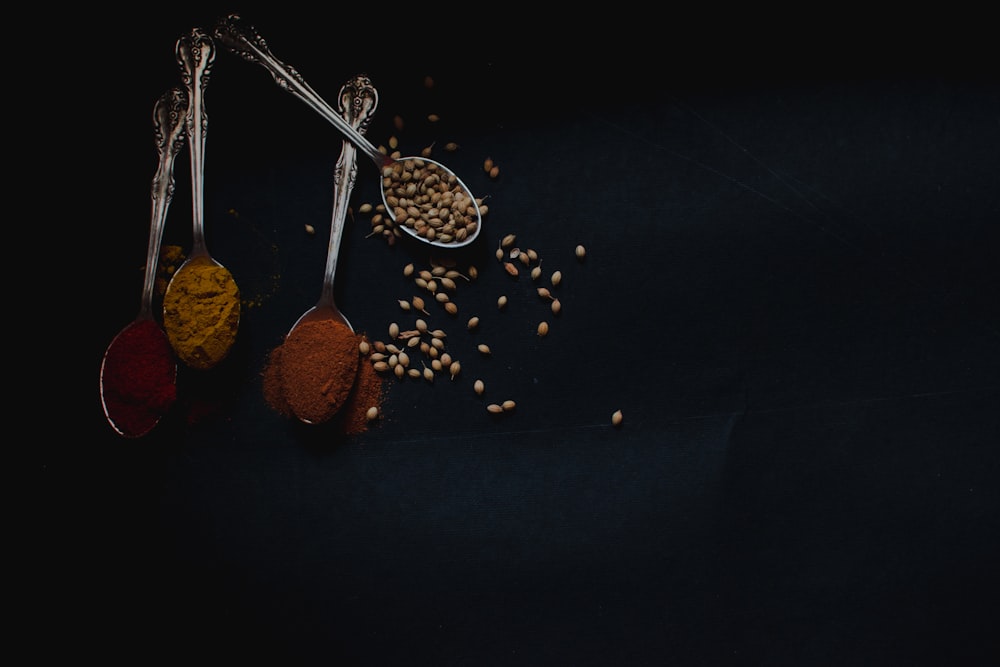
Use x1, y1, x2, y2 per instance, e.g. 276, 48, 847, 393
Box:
289, 74, 378, 335
213, 14, 482, 250
163, 28, 241, 369
100, 87, 187, 437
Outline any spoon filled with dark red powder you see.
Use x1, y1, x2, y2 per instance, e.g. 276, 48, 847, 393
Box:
274, 75, 378, 425
100, 87, 187, 437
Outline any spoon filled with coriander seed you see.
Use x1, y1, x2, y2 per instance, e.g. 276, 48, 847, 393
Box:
213, 14, 482, 249
163, 27, 241, 370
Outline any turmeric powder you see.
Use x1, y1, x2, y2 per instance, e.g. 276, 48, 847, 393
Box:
163, 260, 240, 369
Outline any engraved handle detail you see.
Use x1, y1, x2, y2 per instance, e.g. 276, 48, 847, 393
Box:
140, 87, 188, 319
319, 76, 379, 310
213, 14, 388, 168
176, 28, 216, 256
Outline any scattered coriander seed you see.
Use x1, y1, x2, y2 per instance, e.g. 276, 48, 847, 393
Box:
531, 266, 542, 280
388, 135, 398, 149
449, 361, 461, 379
359, 203, 373, 214
551, 299, 561, 315
575, 244, 586, 260
444, 142, 459, 151
366, 406, 380, 421
502, 400, 516, 412
467, 316, 480, 330
407, 367, 421, 378
537, 287, 552, 299
497, 295, 508, 309
304, 224, 315, 234
444, 302, 458, 315
431, 329, 447, 338
509, 248, 520, 260
389, 322, 400, 339
427, 113, 440, 122
398, 299, 411, 311
551, 270, 562, 286
435, 292, 449, 303
489, 165, 500, 179
504, 262, 519, 277
474, 379, 485, 395
495, 248, 504, 261
484, 157, 493, 173
373, 361, 389, 372
359, 340, 370, 355
612, 410, 624, 426
416, 318, 428, 332
403, 263, 415, 277
421, 143, 434, 157
412, 296, 427, 313
487, 403, 503, 414
394, 363, 405, 378
431, 359, 443, 371
468, 266, 479, 280
398, 351, 409, 367
537, 321, 549, 336
501, 233, 516, 248
423, 365, 435, 383
526, 248, 538, 262
477, 344, 492, 355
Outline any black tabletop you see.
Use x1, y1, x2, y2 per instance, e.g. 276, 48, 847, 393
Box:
52, 8, 1000, 665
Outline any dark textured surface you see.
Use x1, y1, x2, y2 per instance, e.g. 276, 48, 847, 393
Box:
52, 8, 999, 665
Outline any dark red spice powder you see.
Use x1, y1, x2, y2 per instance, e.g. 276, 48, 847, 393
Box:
100, 318, 177, 437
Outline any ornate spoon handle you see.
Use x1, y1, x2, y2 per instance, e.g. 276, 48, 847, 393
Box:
319, 75, 378, 310
176, 27, 215, 257
213, 14, 388, 168
140, 87, 188, 319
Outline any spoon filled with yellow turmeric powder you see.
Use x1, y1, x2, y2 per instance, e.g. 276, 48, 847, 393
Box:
163, 27, 241, 370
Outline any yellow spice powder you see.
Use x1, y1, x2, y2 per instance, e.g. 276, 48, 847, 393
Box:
163, 261, 240, 370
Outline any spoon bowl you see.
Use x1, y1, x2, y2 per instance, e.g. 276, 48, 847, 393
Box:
163, 27, 241, 370
100, 87, 187, 437
213, 14, 482, 250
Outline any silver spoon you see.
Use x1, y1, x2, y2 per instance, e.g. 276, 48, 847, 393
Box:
163, 28, 241, 369
100, 87, 187, 437
290, 74, 378, 335
213, 14, 482, 250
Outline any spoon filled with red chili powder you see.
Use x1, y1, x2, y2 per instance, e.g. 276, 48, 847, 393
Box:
100, 87, 187, 437
266, 75, 379, 425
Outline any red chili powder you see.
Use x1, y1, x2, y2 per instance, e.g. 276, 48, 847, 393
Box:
262, 330, 386, 434
278, 318, 360, 425
100, 318, 177, 437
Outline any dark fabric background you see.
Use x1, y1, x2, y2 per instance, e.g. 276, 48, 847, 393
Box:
47, 7, 999, 665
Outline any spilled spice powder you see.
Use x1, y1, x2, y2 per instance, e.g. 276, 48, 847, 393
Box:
337, 335, 387, 435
